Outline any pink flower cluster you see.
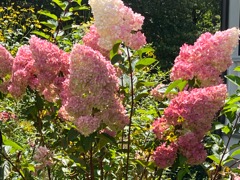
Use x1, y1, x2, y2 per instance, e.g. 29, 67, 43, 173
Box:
171, 28, 239, 87
178, 132, 207, 165
89, 0, 146, 50
0, 45, 13, 78
82, 25, 110, 58
153, 143, 178, 169
7, 36, 70, 101
0, 45, 14, 93
164, 84, 227, 137
8, 45, 35, 98
153, 28, 238, 167
152, 84, 227, 167
33, 146, 53, 167
29, 36, 70, 102
59, 44, 129, 136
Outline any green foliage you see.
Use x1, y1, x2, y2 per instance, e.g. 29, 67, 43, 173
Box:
123, 0, 221, 70
32, 0, 90, 51
0, 3, 40, 55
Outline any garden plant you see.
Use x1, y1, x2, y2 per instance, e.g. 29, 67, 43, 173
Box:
0, 0, 240, 179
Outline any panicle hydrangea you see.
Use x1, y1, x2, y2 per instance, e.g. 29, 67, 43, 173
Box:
75, 116, 101, 136
89, 0, 146, 50
163, 84, 227, 137
33, 146, 53, 166
59, 44, 128, 136
8, 45, 35, 98
171, 28, 240, 87
29, 35, 70, 102
153, 143, 178, 169
0, 44, 13, 78
178, 132, 207, 165
152, 117, 170, 140
83, 25, 110, 58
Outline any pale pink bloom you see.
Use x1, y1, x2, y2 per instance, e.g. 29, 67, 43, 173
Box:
75, 116, 101, 136
0, 44, 13, 78
171, 28, 239, 87
178, 132, 207, 165
153, 143, 178, 169
89, 0, 146, 50
150, 84, 166, 101
152, 117, 170, 140
29, 35, 70, 102
163, 84, 227, 137
33, 146, 53, 167
59, 44, 128, 135
83, 25, 110, 58
8, 45, 35, 98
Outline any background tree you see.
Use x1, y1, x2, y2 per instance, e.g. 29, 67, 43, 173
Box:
123, 0, 221, 70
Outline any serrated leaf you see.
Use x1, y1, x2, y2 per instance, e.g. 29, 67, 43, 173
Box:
226, 74, 240, 87
38, 10, 58, 20
135, 58, 156, 69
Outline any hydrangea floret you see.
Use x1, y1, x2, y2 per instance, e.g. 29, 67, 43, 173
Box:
89, 0, 146, 50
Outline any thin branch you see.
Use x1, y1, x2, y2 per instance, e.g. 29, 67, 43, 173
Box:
125, 47, 134, 179
0, 151, 26, 180
212, 114, 240, 180
90, 143, 94, 180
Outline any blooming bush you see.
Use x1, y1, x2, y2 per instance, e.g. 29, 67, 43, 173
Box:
0, 0, 240, 179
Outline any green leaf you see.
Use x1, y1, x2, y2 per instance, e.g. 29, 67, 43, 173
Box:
69, 6, 89, 12
165, 79, 187, 94
136, 46, 155, 58
231, 149, 240, 157
2, 135, 24, 152
31, 31, 50, 40
38, 10, 58, 21
40, 21, 57, 30
234, 66, 240, 72
110, 41, 121, 59
177, 169, 188, 180
226, 74, 240, 87
135, 91, 149, 101
73, 0, 82, 5
135, 58, 157, 69
208, 154, 220, 164
111, 54, 124, 65
213, 122, 225, 130
52, 0, 67, 10
230, 142, 240, 151
223, 156, 234, 165
221, 125, 231, 135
